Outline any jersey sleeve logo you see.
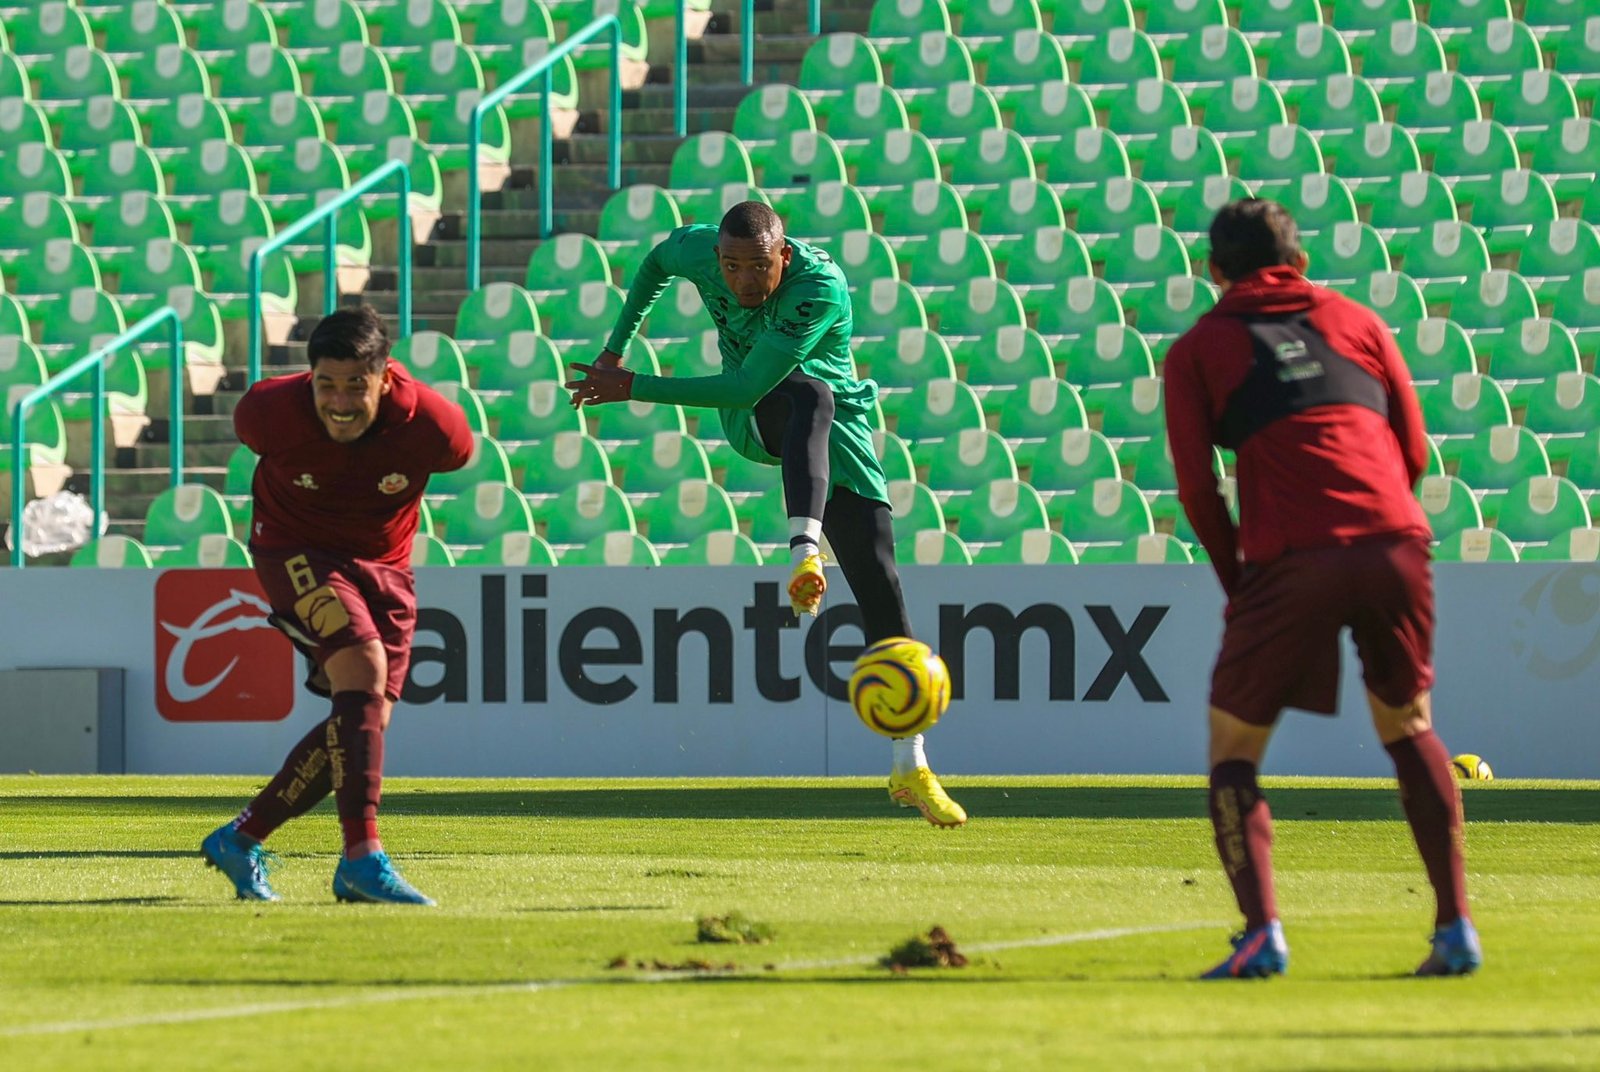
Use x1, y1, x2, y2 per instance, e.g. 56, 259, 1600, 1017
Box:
293, 473, 319, 490
378, 472, 410, 495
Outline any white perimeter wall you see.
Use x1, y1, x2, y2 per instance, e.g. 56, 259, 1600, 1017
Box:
1, 563, 1596, 779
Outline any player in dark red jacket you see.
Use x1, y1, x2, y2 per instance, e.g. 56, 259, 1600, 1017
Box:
201, 305, 473, 905
1164, 200, 1479, 979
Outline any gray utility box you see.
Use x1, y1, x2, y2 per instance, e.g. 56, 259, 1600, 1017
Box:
0, 668, 125, 774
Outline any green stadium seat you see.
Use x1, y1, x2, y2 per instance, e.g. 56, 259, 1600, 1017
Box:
1450, 270, 1541, 356
379, 0, 465, 70
1552, 269, 1600, 359
1496, 475, 1592, 544
434, 481, 536, 547
143, 94, 233, 157
1009, 80, 1095, 149
1516, 526, 1600, 563
895, 527, 973, 565
1329, 122, 1421, 192
116, 239, 205, 308
637, 478, 738, 544
1367, 170, 1457, 259
850, 278, 928, 340
857, 327, 955, 416
759, 130, 849, 195
1427, 0, 1513, 32
542, 281, 625, 347
1098, 224, 1191, 290
1234, 123, 1323, 188
70, 535, 155, 569
1079, 532, 1196, 564
194, 0, 279, 55
284, 0, 370, 50
871, 430, 918, 485
0, 143, 72, 200
0, 294, 28, 338
1198, 76, 1287, 142
1399, 221, 1491, 296
160, 534, 254, 569
7, 3, 93, 58
963, 326, 1056, 401
931, 277, 1027, 347
395, 332, 471, 390
455, 531, 560, 568
123, 44, 212, 106
1077, 27, 1162, 99
799, 33, 884, 93
298, 42, 390, 105
1432, 526, 1519, 562
1419, 372, 1512, 439
455, 283, 542, 360
1238, 0, 1323, 41
973, 527, 1079, 564
1060, 476, 1154, 546
1363, 21, 1448, 103
409, 533, 457, 566
1552, 16, 1600, 102
1027, 426, 1118, 514
949, 129, 1037, 209
0, 53, 25, 104
0, 193, 78, 265
1001, 227, 1094, 308
513, 431, 613, 516
215, 43, 304, 109
1128, 275, 1219, 355
54, 97, 143, 173
1105, 79, 1190, 157
1302, 221, 1392, 283
1294, 72, 1381, 138
1271, 174, 1359, 239
1052, 0, 1135, 55
925, 428, 1018, 502
1560, 428, 1600, 494
551, 0, 649, 65
877, 179, 968, 253
1523, 372, 1600, 449
983, 29, 1070, 97
1172, 26, 1258, 100
886, 479, 947, 534
668, 132, 757, 221
1074, 177, 1161, 258
524, 234, 612, 300
1493, 70, 1580, 151
661, 530, 765, 566
996, 378, 1088, 457
143, 484, 234, 548
0, 337, 46, 398
563, 531, 659, 566
9, 238, 102, 304
1464, 170, 1560, 258
908, 227, 992, 291
1040, 128, 1131, 209
1335, 271, 1427, 329
238, 93, 327, 176
592, 397, 691, 447
1417, 474, 1484, 538
1267, 25, 1353, 92
1034, 275, 1125, 346
429, 382, 492, 437
1455, 424, 1551, 520
1398, 318, 1478, 384
951, 478, 1049, 544
782, 180, 873, 244
1170, 174, 1252, 250
972, 179, 1064, 246
167, 140, 260, 220
868, 0, 952, 39
1530, 118, 1600, 201
886, 31, 975, 91
1097, 375, 1165, 446
1454, 19, 1544, 98
1393, 71, 1481, 155
597, 185, 682, 250
962, 0, 1045, 38
1519, 219, 1600, 299
894, 377, 985, 450
1432, 120, 1521, 183
616, 430, 711, 495
491, 381, 584, 442
203, 236, 298, 323
1139, 125, 1229, 208
913, 81, 1003, 165
853, 129, 941, 205
0, 99, 52, 155
822, 82, 910, 147
80, 141, 168, 205
732, 84, 817, 148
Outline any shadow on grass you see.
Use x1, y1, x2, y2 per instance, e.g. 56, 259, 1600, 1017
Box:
2, 786, 1591, 824
0, 896, 184, 907
0, 850, 195, 861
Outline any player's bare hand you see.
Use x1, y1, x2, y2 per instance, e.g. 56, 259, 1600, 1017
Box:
565, 363, 634, 408
592, 348, 625, 370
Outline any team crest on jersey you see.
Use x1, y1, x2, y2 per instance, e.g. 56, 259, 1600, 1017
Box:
294, 473, 319, 490
378, 472, 409, 495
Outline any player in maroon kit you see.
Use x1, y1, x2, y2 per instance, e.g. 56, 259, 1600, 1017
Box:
1164, 200, 1480, 978
200, 305, 473, 904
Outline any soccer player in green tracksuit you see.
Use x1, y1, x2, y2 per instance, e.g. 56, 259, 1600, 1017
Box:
566, 201, 966, 826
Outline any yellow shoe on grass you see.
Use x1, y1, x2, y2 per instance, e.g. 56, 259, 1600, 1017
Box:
888, 767, 968, 827
788, 553, 827, 617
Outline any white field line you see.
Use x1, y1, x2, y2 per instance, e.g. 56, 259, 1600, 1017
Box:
0, 920, 1222, 1038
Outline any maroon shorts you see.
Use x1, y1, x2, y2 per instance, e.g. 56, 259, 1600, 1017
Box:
253, 547, 417, 701
1210, 534, 1435, 726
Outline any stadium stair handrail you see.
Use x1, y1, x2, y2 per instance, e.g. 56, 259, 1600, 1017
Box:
9, 306, 184, 568
468, 14, 623, 285
247, 158, 414, 385
674, 0, 825, 135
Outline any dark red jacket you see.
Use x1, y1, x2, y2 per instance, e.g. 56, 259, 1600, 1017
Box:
235, 360, 473, 566
1163, 267, 1431, 596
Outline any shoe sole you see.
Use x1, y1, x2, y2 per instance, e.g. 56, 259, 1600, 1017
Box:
333, 880, 435, 906
788, 575, 825, 617
890, 787, 967, 828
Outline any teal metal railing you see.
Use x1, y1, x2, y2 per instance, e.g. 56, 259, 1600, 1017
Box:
468, 15, 623, 288
9, 306, 184, 568
247, 159, 413, 384
674, 0, 819, 137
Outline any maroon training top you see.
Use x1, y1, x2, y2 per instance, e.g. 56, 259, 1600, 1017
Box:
234, 360, 474, 566
1163, 266, 1431, 597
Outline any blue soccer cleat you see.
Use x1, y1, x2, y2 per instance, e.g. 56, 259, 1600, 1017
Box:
201, 823, 282, 902
332, 851, 436, 906
1415, 917, 1482, 977
1200, 920, 1289, 979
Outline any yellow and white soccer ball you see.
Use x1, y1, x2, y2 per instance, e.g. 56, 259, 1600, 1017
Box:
848, 637, 951, 738
1451, 754, 1494, 781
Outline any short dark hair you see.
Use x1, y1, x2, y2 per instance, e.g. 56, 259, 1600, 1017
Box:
306, 305, 389, 372
718, 200, 784, 245
1208, 199, 1303, 282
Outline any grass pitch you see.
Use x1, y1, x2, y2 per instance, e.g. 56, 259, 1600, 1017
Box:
1, 774, 1596, 1071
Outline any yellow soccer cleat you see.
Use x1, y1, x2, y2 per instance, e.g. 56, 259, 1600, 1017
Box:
888, 767, 968, 827
788, 553, 827, 618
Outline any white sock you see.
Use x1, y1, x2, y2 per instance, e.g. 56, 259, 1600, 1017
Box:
891, 734, 926, 775
789, 516, 822, 567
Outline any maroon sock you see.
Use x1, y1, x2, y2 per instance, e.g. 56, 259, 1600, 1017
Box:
1385, 730, 1470, 927
327, 690, 386, 855
1209, 760, 1278, 931
235, 717, 335, 842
